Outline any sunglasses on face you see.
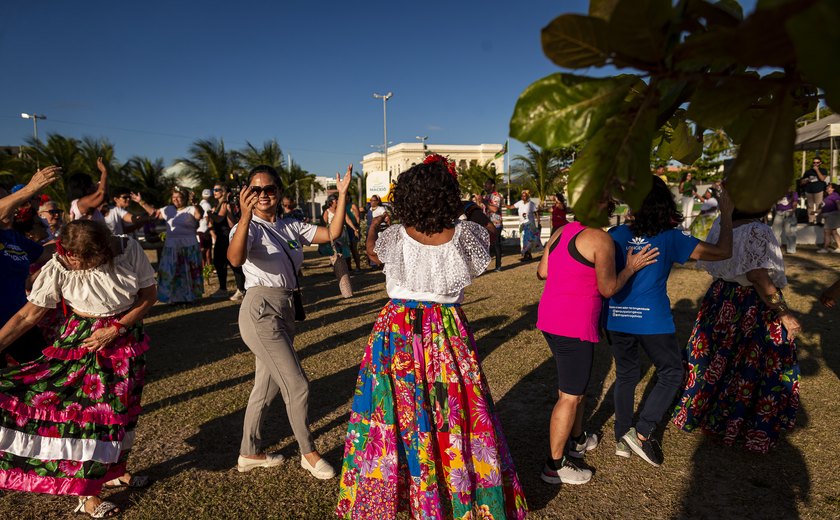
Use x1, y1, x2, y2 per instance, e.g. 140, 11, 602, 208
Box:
250, 185, 278, 196
42, 209, 63, 215
212, 188, 223, 192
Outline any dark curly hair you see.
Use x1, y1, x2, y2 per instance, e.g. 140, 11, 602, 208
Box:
629, 176, 683, 237
391, 160, 461, 234
60, 220, 115, 269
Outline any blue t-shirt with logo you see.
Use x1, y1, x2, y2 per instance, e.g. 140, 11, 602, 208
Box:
0, 229, 43, 325
606, 225, 699, 335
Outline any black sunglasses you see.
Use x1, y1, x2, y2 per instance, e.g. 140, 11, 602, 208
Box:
250, 185, 278, 196
42, 209, 64, 215
212, 187, 223, 192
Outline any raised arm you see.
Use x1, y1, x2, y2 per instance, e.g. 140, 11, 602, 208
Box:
130, 192, 159, 220
0, 166, 61, 224
76, 158, 109, 216
312, 165, 353, 244
227, 187, 259, 267
690, 188, 734, 261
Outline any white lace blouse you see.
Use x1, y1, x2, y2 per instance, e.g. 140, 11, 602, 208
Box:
697, 220, 787, 288
375, 221, 490, 303
28, 237, 157, 316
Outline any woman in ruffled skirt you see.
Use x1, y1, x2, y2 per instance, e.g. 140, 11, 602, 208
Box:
672, 213, 801, 454
336, 156, 527, 519
0, 220, 156, 516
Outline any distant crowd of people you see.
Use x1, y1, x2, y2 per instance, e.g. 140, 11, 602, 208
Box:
0, 155, 838, 518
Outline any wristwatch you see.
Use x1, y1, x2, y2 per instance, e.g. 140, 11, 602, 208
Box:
114, 322, 128, 336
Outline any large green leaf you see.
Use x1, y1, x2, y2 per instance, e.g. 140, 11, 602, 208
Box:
567, 106, 658, 226
671, 120, 703, 164
684, 0, 743, 28
786, 1, 840, 111
726, 91, 796, 212
607, 0, 673, 65
509, 73, 639, 149
541, 14, 609, 69
589, 0, 620, 21
686, 75, 764, 128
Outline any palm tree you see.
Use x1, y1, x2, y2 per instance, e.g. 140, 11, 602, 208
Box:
458, 160, 501, 199
237, 140, 286, 174
512, 144, 569, 206
281, 159, 322, 205
179, 138, 241, 186
122, 157, 176, 207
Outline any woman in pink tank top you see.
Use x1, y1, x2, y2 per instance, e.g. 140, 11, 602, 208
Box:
534, 215, 658, 486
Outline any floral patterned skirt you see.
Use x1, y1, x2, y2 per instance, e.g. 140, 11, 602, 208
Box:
157, 243, 203, 303
336, 300, 527, 520
0, 314, 148, 495
672, 280, 799, 454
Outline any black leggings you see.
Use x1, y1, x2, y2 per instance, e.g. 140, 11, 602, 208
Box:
213, 234, 245, 292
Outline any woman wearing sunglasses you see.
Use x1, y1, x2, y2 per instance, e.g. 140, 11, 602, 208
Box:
227, 164, 352, 479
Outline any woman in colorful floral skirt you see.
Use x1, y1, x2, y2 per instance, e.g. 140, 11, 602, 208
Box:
672, 209, 802, 454
335, 155, 527, 519
149, 186, 204, 303
0, 220, 157, 517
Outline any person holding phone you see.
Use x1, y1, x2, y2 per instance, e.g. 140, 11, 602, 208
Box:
228, 164, 353, 479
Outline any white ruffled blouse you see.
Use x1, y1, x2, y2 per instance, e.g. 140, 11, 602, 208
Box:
375, 221, 490, 303
697, 220, 787, 288
28, 237, 157, 316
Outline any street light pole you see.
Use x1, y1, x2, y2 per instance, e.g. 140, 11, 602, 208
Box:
415, 135, 428, 156
373, 92, 393, 171
21, 113, 46, 141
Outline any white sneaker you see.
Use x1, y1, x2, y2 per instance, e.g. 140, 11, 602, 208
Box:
567, 431, 600, 459
817, 248, 829, 254
237, 453, 284, 472
301, 456, 336, 480
229, 289, 245, 302
540, 459, 592, 485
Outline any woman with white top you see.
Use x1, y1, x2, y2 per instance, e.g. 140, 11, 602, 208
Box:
0, 220, 156, 517
228, 164, 352, 479
335, 155, 527, 519
148, 186, 204, 304
672, 208, 801, 454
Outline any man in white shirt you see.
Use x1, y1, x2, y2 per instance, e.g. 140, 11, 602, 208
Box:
507, 190, 541, 260
198, 189, 214, 269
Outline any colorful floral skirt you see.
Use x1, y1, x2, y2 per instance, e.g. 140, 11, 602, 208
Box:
0, 314, 148, 495
519, 222, 541, 255
157, 243, 203, 303
672, 280, 799, 454
336, 300, 527, 520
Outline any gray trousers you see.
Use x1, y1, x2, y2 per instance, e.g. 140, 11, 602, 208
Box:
238, 286, 315, 455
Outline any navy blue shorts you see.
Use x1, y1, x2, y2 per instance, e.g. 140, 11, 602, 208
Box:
543, 331, 594, 396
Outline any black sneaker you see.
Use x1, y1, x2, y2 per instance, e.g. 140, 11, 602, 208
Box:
621, 427, 663, 467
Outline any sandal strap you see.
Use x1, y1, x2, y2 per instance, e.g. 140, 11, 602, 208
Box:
91, 500, 119, 518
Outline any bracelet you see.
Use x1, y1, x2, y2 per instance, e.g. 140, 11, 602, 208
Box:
774, 302, 790, 316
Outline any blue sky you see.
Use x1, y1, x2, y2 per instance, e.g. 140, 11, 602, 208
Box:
2, 0, 757, 178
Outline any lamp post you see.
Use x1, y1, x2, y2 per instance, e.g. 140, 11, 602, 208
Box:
373, 92, 393, 171
415, 135, 428, 156
21, 113, 46, 141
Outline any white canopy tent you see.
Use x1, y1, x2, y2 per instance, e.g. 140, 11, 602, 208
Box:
794, 113, 840, 181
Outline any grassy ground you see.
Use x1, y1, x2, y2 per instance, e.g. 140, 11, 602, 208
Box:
2, 245, 839, 519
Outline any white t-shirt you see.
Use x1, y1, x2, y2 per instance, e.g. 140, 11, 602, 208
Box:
514, 200, 537, 225
198, 200, 213, 233
70, 199, 105, 223
159, 205, 199, 247
370, 206, 386, 219
231, 215, 318, 290
103, 206, 129, 235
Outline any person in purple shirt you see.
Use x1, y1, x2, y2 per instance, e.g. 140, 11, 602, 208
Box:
774, 190, 799, 254
817, 183, 840, 253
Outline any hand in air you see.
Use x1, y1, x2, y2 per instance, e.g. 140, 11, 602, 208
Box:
335, 164, 353, 195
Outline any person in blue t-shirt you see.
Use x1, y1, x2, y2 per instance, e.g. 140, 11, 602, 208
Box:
607, 176, 733, 467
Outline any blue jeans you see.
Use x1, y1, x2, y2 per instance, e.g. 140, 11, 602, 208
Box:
609, 331, 684, 440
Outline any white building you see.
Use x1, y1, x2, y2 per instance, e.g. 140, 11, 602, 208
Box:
361, 142, 505, 177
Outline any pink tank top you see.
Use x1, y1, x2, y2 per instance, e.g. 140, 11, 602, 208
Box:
536, 221, 602, 342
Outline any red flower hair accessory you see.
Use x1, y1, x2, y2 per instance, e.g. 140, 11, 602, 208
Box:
55, 238, 72, 257
423, 154, 457, 178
